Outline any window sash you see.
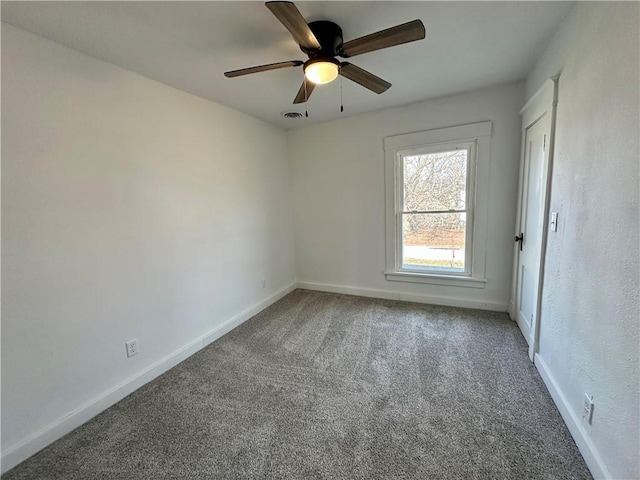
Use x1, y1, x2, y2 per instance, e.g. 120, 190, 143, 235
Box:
395, 143, 475, 276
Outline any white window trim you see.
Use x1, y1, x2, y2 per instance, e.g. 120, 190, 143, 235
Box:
384, 121, 492, 289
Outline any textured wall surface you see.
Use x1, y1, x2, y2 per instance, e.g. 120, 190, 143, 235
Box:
289, 83, 523, 310
526, 3, 639, 478
2, 24, 295, 455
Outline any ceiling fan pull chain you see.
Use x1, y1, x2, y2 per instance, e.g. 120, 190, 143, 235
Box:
304, 73, 309, 117
340, 74, 344, 113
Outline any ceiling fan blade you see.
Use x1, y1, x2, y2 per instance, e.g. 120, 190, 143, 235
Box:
341, 19, 425, 58
293, 78, 315, 104
224, 60, 303, 78
266, 1, 321, 50
340, 63, 391, 94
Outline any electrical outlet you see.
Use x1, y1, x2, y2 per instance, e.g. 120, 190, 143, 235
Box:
583, 394, 594, 424
125, 339, 138, 358
262, 278, 267, 289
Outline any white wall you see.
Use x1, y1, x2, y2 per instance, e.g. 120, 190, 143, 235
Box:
1, 23, 295, 469
289, 83, 524, 311
525, 3, 639, 479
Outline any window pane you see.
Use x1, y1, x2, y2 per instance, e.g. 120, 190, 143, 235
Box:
402, 212, 466, 272
403, 150, 467, 211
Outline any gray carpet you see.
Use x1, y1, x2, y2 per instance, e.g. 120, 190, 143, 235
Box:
3, 290, 592, 479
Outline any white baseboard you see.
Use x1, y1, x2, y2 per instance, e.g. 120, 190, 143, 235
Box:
1, 283, 296, 474
534, 354, 611, 480
296, 281, 508, 312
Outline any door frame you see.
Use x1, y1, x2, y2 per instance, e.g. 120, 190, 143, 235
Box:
510, 77, 558, 362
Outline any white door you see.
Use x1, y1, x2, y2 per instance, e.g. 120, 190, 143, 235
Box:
515, 115, 548, 346
512, 78, 557, 362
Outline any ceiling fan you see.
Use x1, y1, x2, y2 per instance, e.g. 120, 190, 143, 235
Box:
224, 1, 426, 105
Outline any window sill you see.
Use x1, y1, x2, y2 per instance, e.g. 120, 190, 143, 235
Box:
384, 271, 487, 289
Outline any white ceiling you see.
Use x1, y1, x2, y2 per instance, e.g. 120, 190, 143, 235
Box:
1, 1, 574, 130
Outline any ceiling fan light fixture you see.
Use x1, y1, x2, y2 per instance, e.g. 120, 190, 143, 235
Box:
304, 58, 340, 85
224, 2, 426, 105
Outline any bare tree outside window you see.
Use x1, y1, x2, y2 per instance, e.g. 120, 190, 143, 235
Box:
401, 149, 468, 271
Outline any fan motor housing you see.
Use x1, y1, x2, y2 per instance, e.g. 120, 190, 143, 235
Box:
301, 21, 343, 57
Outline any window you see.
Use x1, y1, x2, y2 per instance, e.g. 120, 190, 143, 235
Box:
399, 143, 473, 274
384, 122, 492, 288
